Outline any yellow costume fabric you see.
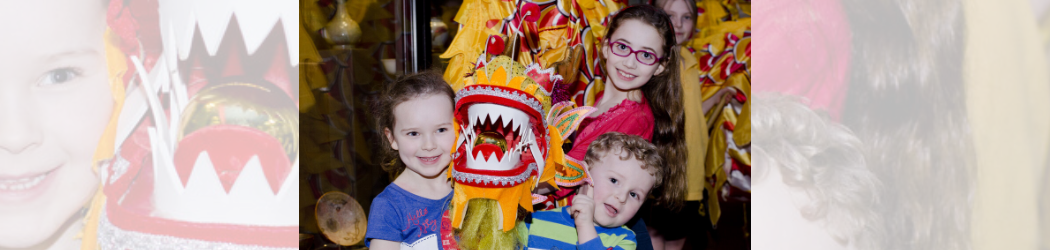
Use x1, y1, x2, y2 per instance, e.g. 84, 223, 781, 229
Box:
687, 0, 751, 227
575, 0, 624, 108
451, 179, 537, 232
690, 19, 750, 100
679, 47, 710, 202
81, 29, 129, 250
577, 0, 621, 41
440, 0, 515, 91
299, 19, 325, 113
693, 0, 750, 40
535, 15, 578, 70
963, 0, 1050, 249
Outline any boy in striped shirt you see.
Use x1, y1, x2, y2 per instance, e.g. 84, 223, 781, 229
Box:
526, 132, 665, 250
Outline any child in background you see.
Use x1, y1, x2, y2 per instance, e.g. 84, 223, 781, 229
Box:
751, 93, 882, 250
528, 132, 665, 250
651, 0, 710, 249
366, 71, 457, 250
657, 0, 697, 46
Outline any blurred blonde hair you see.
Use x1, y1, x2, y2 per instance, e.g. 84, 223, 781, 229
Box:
753, 93, 883, 250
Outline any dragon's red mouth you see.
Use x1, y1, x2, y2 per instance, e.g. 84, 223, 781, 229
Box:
471, 115, 523, 162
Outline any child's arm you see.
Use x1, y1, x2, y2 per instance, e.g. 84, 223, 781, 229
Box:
369, 239, 402, 250
570, 185, 600, 246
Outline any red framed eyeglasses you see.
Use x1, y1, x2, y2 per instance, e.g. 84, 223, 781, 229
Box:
607, 40, 664, 66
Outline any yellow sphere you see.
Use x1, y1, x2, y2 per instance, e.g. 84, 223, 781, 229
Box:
178, 82, 299, 162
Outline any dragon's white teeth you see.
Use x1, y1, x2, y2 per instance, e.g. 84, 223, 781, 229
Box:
235, 4, 280, 56
513, 120, 522, 137
159, 0, 195, 61
518, 127, 536, 150
500, 114, 511, 129
196, 3, 235, 57
467, 103, 532, 141
469, 111, 481, 128
459, 123, 473, 151
227, 156, 268, 197
155, 150, 297, 226
466, 143, 522, 172
163, 25, 180, 73
161, 0, 294, 65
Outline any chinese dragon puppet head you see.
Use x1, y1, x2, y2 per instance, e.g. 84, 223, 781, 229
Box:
446, 52, 594, 249
90, 0, 299, 249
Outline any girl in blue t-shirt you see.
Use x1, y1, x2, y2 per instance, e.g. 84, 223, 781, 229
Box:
366, 71, 457, 250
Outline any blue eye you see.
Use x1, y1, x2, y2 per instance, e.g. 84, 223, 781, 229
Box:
40, 67, 81, 86
630, 192, 638, 198
407, 132, 419, 136
617, 44, 627, 50
641, 52, 654, 59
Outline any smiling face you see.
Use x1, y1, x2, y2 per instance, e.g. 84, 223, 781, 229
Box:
661, 0, 696, 45
386, 94, 457, 178
588, 149, 655, 228
602, 19, 667, 92
0, 0, 110, 248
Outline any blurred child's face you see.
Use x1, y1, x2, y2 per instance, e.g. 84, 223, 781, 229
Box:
0, 0, 109, 248
587, 149, 654, 228
602, 19, 666, 92
753, 163, 850, 250
661, 0, 696, 45
386, 94, 456, 178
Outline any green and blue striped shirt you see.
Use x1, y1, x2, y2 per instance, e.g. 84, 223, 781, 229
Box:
525, 207, 637, 250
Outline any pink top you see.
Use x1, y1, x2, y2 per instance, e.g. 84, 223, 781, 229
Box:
753, 0, 850, 120
566, 95, 655, 161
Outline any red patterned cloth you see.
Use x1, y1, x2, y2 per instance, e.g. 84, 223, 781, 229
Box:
441, 210, 460, 250
566, 96, 654, 161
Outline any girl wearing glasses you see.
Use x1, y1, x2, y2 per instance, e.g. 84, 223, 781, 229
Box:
561, 5, 688, 229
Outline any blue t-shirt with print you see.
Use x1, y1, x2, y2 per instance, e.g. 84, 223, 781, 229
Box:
365, 183, 452, 250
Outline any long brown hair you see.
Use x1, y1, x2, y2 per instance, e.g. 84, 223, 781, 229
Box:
842, 0, 973, 249
603, 5, 687, 211
375, 70, 456, 176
